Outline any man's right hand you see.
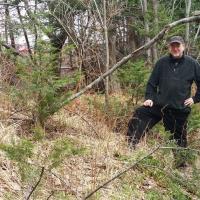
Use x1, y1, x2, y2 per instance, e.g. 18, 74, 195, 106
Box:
143, 99, 153, 107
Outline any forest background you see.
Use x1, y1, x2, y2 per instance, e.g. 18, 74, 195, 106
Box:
0, 0, 200, 199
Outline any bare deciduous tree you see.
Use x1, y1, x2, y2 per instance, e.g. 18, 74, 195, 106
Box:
185, 0, 192, 54
5, 0, 15, 48
152, 0, 159, 62
141, 0, 151, 64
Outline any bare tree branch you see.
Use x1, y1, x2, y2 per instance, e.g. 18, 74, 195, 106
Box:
185, 0, 192, 45
26, 167, 45, 200
46, 191, 55, 200
194, 24, 200, 42
23, 161, 79, 200
160, 146, 200, 154
16, 5, 33, 59
49, 11, 79, 49
65, 15, 200, 104
93, 0, 104, 26
103, 0, 110, 107
5, 1, 16, 48
140, 164, 199, 197
84, 144, 200, 199
22, 0, 50, 37
84, 145, 161, 199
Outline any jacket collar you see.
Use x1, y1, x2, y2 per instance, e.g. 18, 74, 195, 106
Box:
169, 53, 185, 63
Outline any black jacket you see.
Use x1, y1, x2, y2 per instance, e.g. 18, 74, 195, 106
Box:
145, 54, 200, 110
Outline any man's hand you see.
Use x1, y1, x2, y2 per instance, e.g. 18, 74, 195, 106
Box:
184, 98, 194, 106
143, 99, 153, 107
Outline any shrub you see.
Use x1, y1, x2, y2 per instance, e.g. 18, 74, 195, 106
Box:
5, 41, 80, 127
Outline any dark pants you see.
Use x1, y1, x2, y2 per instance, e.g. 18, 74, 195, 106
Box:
127, 105, 190, 147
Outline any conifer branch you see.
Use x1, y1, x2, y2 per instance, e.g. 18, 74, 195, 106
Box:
1, 43, 23, 57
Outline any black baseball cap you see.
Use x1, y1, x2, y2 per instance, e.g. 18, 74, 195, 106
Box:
168, 36, 185, 44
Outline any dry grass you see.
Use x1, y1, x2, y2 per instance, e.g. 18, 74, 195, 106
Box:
0, 94, 200, 200
0, 122, 21, 199
0, 94, 141, 199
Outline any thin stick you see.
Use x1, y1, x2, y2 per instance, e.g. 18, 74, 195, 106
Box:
46, 191, 55, 200
139, 163, 199, 198
84, 145, 161, 199
49, 171, 79, 200
26, 167, 45, 200
64, 108, 100, 138
160, 146, 200, 154
24, 160, 79, 200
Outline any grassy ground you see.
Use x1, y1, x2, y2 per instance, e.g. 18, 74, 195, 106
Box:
0, 94, 200, 200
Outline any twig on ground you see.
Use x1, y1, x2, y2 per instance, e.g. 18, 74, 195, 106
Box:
26, 167, 45, 200
139, 163, 200, 198
84, 145, 161, 199
28, 161, 79, 199
46, 191, 55, 200
64, 107, 100, 139
49, 171, 79, 200
160, 146, 200, 154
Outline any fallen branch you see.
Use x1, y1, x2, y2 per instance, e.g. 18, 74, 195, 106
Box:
49, 170, 79, 200
65, 15, 200, 103
46, 191, 55, 200
25, 161, 79, 200
160, 146, 200, 154
26, 167, 45, 200
84, 145, 200, 199
84, 145, 161, 199
139, 163, 200, 198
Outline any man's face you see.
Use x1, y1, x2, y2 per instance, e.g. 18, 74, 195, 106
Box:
168, 42, 185, 58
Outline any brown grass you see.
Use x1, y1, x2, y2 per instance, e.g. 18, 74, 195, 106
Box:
0, 94, 200, 199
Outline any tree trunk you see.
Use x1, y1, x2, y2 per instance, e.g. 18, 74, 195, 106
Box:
185, 0, 192, 54
171, 0, 177, 20
4, 7, 8, 44
103, 0, 109, 107
16, 5, 32, 59
5, 1, 15, 48
152, 0, 159, 63
108, 26, 121, 93
127, 17, 138, 53
141, 0, 151, 64
34, 0, 38, 51
194, 24, 200, 42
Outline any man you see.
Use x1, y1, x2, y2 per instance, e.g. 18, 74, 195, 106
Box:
127, 36, 200, 166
